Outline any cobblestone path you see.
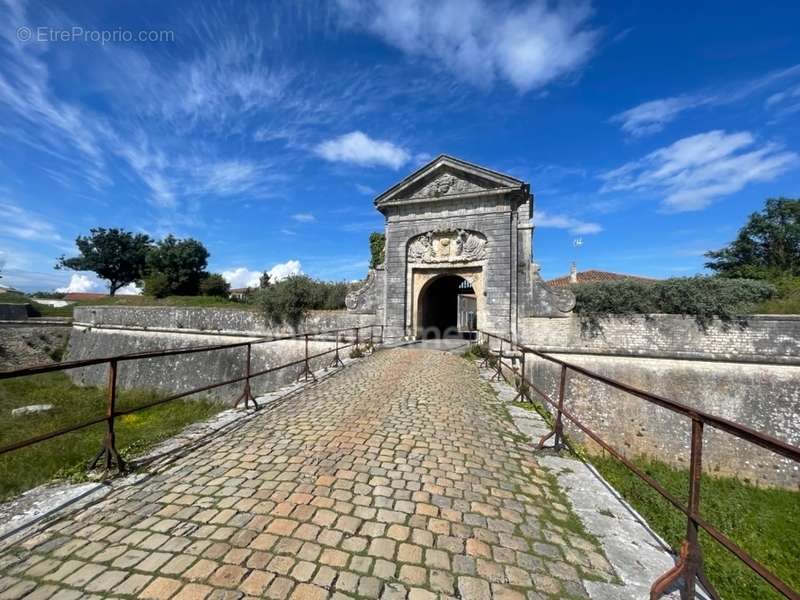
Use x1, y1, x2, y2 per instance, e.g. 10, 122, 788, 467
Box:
0, 348, 616, 600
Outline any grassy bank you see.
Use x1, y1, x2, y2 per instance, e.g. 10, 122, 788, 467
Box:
590, 455, 800, 600
0, 371, 223, 500
1, 291, 252, 319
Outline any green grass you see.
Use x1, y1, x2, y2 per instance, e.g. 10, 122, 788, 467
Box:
1, 291, 253, 319
590, 455, 800, 600
0, 371, 223, 500
755, 297, 800, 314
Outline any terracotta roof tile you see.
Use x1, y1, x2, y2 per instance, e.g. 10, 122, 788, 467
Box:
547, 270, 657, 288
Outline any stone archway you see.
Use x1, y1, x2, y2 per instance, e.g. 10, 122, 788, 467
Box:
411, 267, 484, 339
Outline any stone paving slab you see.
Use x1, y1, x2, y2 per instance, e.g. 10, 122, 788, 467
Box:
0, 347, 618, 599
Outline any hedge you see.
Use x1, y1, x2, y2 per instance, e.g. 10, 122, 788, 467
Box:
572, 276, 776, 332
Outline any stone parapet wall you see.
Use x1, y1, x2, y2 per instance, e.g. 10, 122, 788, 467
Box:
73, 306, 378, 337
519, 314, 800, 364
65, 327, 340, 402
0, 304, 30, 321
524, 353, 800, 489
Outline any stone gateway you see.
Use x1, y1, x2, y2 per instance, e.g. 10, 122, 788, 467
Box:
346, 154, 574, 340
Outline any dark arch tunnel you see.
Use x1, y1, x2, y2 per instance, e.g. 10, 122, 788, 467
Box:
417, 275, 476, 339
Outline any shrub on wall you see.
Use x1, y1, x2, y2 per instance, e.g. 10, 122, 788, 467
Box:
199, 273, 231, 297
255, 276, 351, 328
573, 276, 776, 332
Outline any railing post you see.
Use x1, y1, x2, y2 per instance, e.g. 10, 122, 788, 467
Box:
329, 329, 344, 368
235, 343, 258, 409
369, 326, 374, 351
89, 359, 125, 473
651, 419, 717, 600
380, 325, 384, 344
538, 364, 567, 451
297, 333, 316, 382
355, 327, 360, 353
511, 349, 527, 403
491, 338, 503, 381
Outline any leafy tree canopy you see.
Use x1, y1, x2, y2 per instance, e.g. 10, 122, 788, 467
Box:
57, 228, 151, 295
146, 235, 209, 296
705, 198, 800, 279
259, 271, 271, 288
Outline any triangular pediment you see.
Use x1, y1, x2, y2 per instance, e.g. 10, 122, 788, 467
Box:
375, 155, 525, 208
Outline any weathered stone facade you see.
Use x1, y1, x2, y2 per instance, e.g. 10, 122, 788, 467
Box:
346, 155, 574, 340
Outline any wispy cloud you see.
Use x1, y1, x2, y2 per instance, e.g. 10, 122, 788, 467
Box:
610, 64, 800, 136
355, 183, 375, 195
611, 95, 710, 137
600, 130, 798, 211
0, 200, 64, 244
291, 212, 316, 223
765, 83, 800, 120
535, 210, 602, 234
316, 131, 410, 169
336, 0, 599, 92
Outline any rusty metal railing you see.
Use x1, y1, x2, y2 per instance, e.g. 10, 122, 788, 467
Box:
0, 324, 383, 473
477, 329, 800, 600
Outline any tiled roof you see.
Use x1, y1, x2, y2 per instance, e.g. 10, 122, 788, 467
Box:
547, 270, 657, 288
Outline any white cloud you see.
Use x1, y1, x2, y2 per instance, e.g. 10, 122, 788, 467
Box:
291, 212, 316, 223
117, 282, 143, 295
610, 96, 708, 137
222, 260, 303, 288
0, 200, 64, 243
316, 131, 410, 169
222, 267, 262, 289
765, 83, 800, 119
56, 274, 104, 293
600, 130, 798, 212
535, 210, 602, 235
268, 259, 302, 281
355, 183, 375, 195
611, 64, 800, 136
337, 0, 598, 92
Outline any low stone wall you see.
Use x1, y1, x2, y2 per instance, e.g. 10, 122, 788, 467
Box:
0, 324, 70, 371
65, 327, 340, 402
524, 354, 800, 488
519, 314, 800, 364
513, 314, 800, 489
65, 306, 377, 402
0, 304, 30, 321
73, 306, 378, 337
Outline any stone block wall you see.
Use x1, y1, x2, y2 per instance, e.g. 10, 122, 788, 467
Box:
66, 327, 338, 402
513, 314, 800, 488
519, 314, 800, 363
0, 303, 30, 320
65, 307, 379, 402
73, 306, 378, 337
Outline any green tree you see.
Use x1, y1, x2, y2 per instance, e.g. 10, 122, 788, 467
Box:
57, 228, 151, 295
142, 272, 171, 298
705, 198, 800, 279
199, 273, 230, 297
257, 275, 317, 328
146, 235, 209, 296
369, 232, 385, 268
259, 271, 271, 288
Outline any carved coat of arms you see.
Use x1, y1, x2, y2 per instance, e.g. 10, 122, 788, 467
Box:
407, 229, 486, 263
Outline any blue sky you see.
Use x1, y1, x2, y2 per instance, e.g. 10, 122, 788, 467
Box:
1, 0, 799, 293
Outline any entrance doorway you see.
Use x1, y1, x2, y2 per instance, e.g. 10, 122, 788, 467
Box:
417, 275, 476, 339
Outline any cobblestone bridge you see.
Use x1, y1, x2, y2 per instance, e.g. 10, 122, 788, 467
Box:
0, 348, 621, 600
